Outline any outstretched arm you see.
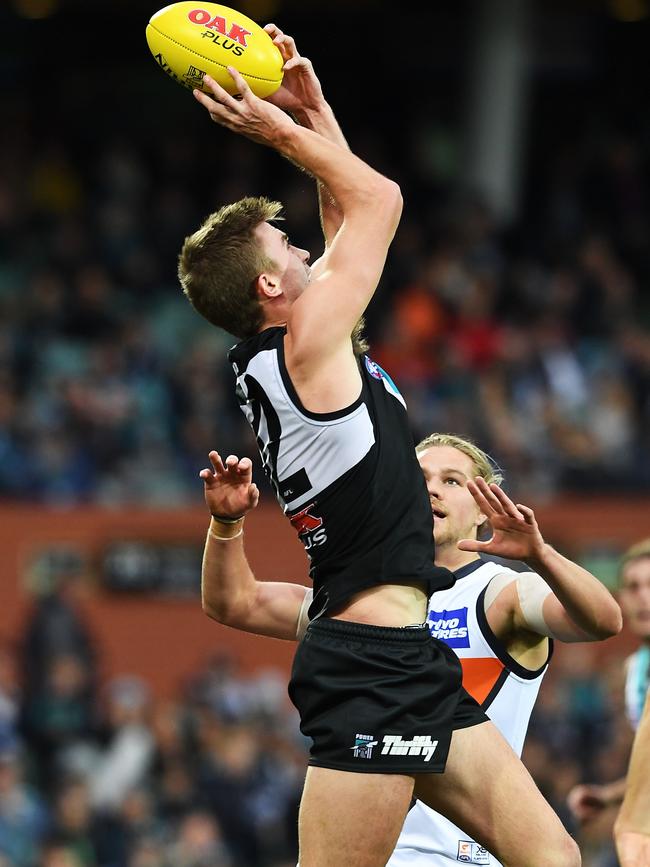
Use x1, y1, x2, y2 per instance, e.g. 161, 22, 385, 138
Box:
194, 68, 402, 366
264, 24, 347, 255
200, 451, 309, 640
461, 478, 622, 642
615, 696, 650, 866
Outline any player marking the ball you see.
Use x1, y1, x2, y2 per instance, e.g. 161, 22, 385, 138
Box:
177, 22, 587, 867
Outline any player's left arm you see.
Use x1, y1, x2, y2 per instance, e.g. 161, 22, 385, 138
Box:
459, 478, 623, 642
615, 695, 650, 866
264, 24, 347, 268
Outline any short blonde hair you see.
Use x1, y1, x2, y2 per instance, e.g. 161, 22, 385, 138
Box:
415, 432, 504, 486
178, 196, 282, 339
619, 538, 650, 585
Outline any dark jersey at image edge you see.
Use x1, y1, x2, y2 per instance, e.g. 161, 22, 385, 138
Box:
229, 327, 454, 619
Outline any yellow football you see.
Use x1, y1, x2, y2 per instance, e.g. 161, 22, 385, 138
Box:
146, 2, 283, 98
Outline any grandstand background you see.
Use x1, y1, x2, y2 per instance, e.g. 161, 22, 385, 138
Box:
0, 0, 649, 864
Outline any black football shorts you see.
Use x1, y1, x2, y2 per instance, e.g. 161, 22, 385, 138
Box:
288, 617, 487, 774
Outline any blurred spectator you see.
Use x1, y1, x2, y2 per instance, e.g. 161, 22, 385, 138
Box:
89, 677, 154, 814
0, 643, 19, 742
166, 810, 232, 867
0, 734, 48, 866
93, 786, 165, 867
39, 841, 85, 867
21, 654, 96, 793
20, 570, 96, 698
48, 777, 98, 867
19, 570, 98, 791
194, 717, 265, 865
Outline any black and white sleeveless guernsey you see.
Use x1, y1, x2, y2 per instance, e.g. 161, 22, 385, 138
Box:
228, 326, 454, 620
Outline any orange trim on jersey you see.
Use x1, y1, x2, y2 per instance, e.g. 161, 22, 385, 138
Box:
460, 657, 506, 704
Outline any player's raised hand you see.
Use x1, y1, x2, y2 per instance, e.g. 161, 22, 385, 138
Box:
194, 68, 295, 146
200, 451, 259, 520
263, 24, 325, 114
457, 477, 546, 562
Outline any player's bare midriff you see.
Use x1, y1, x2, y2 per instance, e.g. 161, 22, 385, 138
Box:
329, 582, 430, 627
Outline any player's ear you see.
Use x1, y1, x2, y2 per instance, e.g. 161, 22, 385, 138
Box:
476, 513, 490, 539
255, 272, 282, 300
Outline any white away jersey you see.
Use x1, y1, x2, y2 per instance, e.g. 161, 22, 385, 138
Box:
389, 558, 552, 867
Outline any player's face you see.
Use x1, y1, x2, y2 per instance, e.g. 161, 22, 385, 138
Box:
417, 446, 487, 551
619, 557, 650, 641
255, 222, 311, 303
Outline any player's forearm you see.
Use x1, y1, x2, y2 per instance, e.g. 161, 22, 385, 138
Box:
293, 101, 348, 150
201, 523, 257, 624
528, 544, 622, 639
276, 123, 400, 219
294, 103, 348, 242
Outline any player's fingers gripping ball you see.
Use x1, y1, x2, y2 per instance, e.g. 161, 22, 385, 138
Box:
146, 2, 284, 98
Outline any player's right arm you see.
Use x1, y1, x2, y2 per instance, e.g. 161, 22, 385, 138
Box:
195, 70, 402, 369
200, 451, 309, 640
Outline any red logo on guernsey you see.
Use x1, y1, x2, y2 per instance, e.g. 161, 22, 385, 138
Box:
187, 9, 252, 46
290, 505, 323, 536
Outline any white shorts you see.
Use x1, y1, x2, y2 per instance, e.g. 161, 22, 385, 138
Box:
387, 800, 502, 866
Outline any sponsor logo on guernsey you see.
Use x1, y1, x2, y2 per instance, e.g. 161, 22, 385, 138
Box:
428, 607, 470, 648
381, 735, 438, 761
289, 504, 327, 556
350, 734, 378, 759
457, 840, 490, 863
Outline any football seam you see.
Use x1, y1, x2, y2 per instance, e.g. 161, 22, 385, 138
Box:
148, 22, 282, 84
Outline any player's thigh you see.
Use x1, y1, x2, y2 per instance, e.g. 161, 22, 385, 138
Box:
299, 766, 415, 867
414, 721, 579, 867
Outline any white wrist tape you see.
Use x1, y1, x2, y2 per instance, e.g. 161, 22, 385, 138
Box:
296, 587, 313, 640
516, 572, 554, 637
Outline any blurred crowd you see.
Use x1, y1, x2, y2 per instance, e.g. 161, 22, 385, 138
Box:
0, 103, 649, 506
1, 7, 648, 866
0, 575, 634, 867
0, 576, 306, 867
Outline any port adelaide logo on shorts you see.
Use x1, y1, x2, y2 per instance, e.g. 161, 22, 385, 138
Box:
351, 734, 438, 762
350, 734, 378, 759
428, 607, 471, 649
